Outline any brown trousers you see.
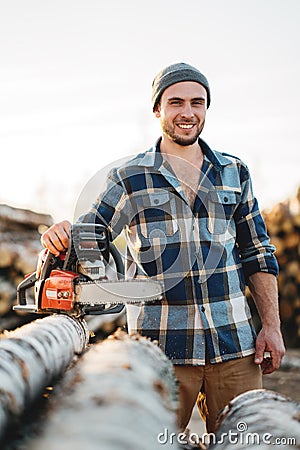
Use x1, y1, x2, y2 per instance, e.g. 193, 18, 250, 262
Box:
174, 355, 262, 433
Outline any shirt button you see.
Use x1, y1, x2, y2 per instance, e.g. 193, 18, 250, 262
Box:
223, 196, 229, 202
154, 198, 159, 204
201, 306, 205, 312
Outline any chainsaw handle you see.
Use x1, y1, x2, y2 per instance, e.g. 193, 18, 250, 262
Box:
16, 272, 37, 305
40, 251, 62, 280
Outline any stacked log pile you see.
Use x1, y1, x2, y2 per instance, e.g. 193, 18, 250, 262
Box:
261, 187, 300, 347
0, 204, 53, 330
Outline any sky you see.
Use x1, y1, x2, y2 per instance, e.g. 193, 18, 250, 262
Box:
1, 0, 300, 223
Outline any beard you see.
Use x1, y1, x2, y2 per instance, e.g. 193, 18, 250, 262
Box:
161, 119, 205, 147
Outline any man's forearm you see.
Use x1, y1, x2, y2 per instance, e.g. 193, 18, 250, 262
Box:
248, 271, 285, 374
248, 271, 281, 328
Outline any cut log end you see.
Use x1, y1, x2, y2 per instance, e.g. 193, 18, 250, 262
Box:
209, 389, 300, 449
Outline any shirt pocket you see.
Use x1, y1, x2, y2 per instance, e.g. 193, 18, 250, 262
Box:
206, 190, 240, 235
131, 190, 179, 243
140, 191, 178, 239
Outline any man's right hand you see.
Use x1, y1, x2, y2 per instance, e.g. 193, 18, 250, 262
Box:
40, 220, 72, 256
37, 220, 72, 277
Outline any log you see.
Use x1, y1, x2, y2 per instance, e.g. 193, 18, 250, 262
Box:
28, 330, 180, 450
0, 314, 89, 442
0, 204, 52, 231
0, 278, 15, 316
86, 309, 126, 338
208, 389, 300, 449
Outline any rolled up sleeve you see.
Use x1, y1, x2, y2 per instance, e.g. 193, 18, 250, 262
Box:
234, 164, 279, 281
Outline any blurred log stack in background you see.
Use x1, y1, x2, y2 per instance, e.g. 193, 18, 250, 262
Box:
0, 204, 52, 331
262, 187, 300, 347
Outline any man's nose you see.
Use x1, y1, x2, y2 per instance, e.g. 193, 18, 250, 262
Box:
181, 102, 194, 118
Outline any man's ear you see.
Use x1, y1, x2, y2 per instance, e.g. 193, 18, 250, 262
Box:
154, 103, 161, 118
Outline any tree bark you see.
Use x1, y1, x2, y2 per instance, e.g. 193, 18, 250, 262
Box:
0, 314, 89, 440
208, 389, 300, 449
29, 330, 180, 450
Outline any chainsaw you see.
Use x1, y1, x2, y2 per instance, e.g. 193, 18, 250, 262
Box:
13, 223, 163, 318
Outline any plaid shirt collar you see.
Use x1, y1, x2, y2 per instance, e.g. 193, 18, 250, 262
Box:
137, 137, 233, 171
136, 137, 234, 200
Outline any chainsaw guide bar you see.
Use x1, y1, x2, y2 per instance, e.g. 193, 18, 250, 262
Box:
76, 279, 163, 305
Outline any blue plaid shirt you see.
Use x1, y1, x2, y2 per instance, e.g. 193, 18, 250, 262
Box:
80, 138, 278, 365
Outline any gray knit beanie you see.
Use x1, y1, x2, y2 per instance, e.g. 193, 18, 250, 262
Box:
152, 62, 210, 111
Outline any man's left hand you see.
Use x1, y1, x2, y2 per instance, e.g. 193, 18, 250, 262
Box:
254, 327, 285, 374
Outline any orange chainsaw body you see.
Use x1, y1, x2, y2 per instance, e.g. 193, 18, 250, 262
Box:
14, 223, 128, 316
41, 269, 79, 311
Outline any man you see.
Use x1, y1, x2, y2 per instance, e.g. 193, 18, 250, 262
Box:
40, 63, 285, 436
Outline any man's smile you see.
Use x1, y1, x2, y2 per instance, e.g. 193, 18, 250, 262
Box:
176, 123, 195, 130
